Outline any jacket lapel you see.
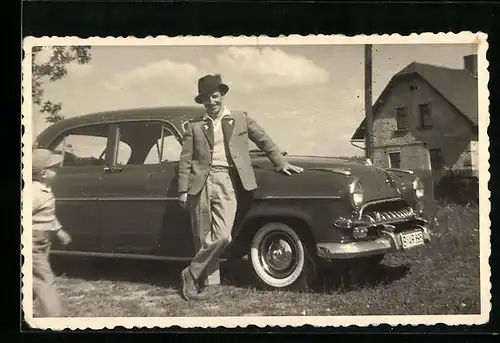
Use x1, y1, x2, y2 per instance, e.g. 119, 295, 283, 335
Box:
222, 115, 235, 144
201, 120, 214, 149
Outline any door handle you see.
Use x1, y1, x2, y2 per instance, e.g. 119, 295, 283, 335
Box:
103, 166, 123, 173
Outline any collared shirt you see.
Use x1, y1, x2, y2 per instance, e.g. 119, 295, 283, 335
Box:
32, 181, 62, 232
203, 107, 232, 167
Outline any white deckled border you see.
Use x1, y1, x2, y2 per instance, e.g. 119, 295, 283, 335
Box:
21, 32, 491, 331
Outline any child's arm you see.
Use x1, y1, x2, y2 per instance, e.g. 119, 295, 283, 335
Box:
53, 218, 72, 246
55, 228, 72, 246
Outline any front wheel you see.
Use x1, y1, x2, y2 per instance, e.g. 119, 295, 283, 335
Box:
249, 222, 315, 291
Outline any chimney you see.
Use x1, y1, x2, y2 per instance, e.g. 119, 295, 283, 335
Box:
463, 54, 477, 78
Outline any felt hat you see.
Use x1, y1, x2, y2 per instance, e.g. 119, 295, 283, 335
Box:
194, 74, 229, 104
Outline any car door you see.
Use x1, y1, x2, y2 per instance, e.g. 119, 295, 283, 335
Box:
148, 125, 195, 258
94, 120, 191, 256
49, 123, 113, 253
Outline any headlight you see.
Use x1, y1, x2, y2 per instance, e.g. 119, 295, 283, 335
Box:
412, 177, 425, 199
348, 178, 364, 209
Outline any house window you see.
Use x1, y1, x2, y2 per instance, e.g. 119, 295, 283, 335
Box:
396, 107, 408, 131
419, 103, 433, 129
429, 148, 444, 170
388, 152, 401, 169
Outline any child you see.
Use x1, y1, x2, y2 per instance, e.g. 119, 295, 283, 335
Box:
31, 148, 72, 317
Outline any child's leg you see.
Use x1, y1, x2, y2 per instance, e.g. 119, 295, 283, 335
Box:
32, 233, 63, 317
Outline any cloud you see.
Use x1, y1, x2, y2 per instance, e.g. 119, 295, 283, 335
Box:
105, 59, 199, 91
66, 62, 94, 77
203, 47, 330, 92
104, 47, 329, 95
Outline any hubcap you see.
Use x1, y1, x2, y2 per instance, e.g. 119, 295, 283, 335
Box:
259, 231, 298, 279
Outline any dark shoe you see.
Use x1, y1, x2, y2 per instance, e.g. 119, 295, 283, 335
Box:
192, 285, 223, 301
181, 267, 198, 300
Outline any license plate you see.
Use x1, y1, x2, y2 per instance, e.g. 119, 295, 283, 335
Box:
400, 231, 424, 250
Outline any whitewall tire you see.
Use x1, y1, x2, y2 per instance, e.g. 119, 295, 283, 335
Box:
249, 222, 313, 290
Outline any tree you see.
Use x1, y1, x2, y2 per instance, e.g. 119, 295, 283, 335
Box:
32, 46, 92, 123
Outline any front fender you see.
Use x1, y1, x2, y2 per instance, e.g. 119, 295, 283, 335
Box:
224, 197, 351, 259
385, 169, 423, 210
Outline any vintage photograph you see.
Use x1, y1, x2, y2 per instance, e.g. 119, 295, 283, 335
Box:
21, 33, 490, 329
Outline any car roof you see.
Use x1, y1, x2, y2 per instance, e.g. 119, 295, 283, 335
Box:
35, 106, 207, 147
56, 106, 205, 127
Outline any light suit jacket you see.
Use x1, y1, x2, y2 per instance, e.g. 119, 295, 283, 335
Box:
178, 110, 286, 195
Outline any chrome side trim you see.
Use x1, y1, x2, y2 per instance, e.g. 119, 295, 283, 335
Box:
257, 195, 341, 200
386, 168, 415, 175
56, 197, 179, 201
50, 250, 230, 262
57, 196, 340, 202
309, 167, 352, 176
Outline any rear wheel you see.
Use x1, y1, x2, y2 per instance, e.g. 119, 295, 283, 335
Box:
249, 222, 315, 291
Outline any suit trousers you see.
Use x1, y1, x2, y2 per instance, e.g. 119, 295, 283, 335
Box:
32, 230, 63, 317
187, 165, 238, 286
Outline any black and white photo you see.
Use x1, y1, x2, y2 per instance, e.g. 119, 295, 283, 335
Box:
21, 33, 490, 330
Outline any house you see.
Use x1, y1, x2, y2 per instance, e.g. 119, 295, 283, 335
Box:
351, 54, 479, 176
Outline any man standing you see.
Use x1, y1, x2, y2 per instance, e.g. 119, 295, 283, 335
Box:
178, 74, 303, 300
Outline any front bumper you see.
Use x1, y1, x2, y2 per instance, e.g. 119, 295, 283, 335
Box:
316, 217, 431, 259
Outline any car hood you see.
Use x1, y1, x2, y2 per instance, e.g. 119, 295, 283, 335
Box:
252, 154, 407, 202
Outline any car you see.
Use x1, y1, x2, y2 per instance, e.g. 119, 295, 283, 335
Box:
33, 106, 432, 291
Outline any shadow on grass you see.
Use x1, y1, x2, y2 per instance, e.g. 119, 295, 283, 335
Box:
313, 262, 411, 293
51, 255, 186, 289
222, 258, 411, 293
50, 255, 410, 294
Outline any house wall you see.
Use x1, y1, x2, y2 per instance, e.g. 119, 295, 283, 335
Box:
372, 76, 477, 172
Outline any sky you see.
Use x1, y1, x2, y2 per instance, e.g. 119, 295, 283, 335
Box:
31, 43, 477, 157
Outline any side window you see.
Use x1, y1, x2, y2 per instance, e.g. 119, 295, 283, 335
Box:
145, 126, 182, 163
53, 124, 110, 167
116, 141, 132, 165
115, 121, 181, 165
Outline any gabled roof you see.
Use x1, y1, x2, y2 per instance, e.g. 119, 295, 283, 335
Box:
351, 61, 478, 140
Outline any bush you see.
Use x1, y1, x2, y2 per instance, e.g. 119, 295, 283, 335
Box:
434, 170, 479, 205
414, 169, 479, 206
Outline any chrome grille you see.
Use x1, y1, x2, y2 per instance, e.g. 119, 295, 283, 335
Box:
363, 208, 414, 222
360, 199, 414, 222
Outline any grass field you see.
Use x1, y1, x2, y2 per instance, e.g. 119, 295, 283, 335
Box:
34, 203, 481, 317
